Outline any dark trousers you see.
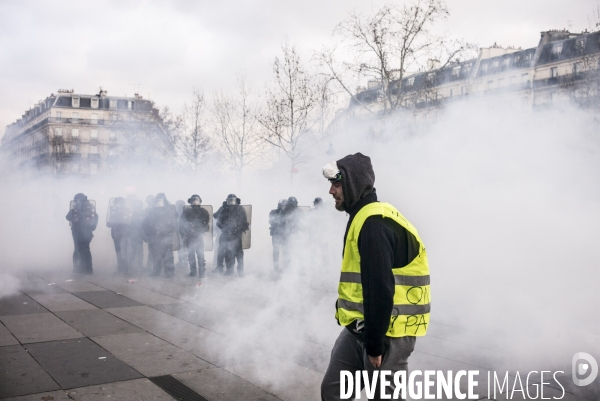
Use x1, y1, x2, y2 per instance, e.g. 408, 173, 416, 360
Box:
281, 236, 292, 270
72, 234, 93, 274
145, 241, 155, 272
113, 235, 129, 273
216, 238, 225, 271
127, 236, 143, 271
321, 329, 415, 401
234, 246, 244, 272
151, 237, 175, 276
272, 235, 283, 271
187, 236, 205, 276
219, 237, 243, 272
177, 234, 188, 268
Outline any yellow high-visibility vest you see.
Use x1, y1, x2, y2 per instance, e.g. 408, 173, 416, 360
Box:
336, 202, 431, 337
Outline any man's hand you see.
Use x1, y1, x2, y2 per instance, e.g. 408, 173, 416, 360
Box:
368, 355, 382, 368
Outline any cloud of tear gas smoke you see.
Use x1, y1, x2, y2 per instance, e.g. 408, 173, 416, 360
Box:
330, 98, 600, 371
179, 96, 600, 385
0, 95, 598, 389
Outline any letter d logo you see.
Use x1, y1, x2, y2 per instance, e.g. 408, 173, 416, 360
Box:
572, 352, 598, 386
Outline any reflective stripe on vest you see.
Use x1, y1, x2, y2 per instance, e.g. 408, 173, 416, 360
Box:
336, 202, 431, 337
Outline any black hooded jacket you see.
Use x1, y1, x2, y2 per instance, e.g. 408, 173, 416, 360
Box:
66, 200, 98, 240
216, 204, 249, 241
142, 205, 178, 240
337, 153, 420, 357
179, 206, 210, 239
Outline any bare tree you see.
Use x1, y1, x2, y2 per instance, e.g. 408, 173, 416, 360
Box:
257, 41, 329, 176
561, 42, 600, 112
316, 0, 474, 114
175, 89, 211, 173
212, 75, 266, 187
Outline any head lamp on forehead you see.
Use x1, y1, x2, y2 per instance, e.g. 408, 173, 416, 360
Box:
323, 162, 342, 183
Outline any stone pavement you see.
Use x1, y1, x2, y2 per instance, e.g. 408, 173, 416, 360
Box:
0, 269, 596, 401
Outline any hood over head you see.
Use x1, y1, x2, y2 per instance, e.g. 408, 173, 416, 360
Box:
336, 152, 376, 212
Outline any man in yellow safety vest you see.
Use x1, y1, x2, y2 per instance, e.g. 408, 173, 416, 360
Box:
320, 153, 431, 400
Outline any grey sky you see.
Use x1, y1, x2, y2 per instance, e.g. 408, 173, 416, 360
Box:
1, 0, 597, 134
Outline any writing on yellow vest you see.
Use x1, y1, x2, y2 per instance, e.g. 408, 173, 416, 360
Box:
336, 202, 431, 337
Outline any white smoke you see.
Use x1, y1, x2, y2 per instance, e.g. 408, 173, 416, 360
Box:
0, 96, 598, 389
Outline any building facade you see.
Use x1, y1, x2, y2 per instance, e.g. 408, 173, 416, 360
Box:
1, 89, 175, 175
351, 29, 600, 116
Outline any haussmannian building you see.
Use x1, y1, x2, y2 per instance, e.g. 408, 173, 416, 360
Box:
1, 89, 175, 176
350, 29, 600, 118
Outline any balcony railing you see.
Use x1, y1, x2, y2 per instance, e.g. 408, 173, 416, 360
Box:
49, 117, 105, 125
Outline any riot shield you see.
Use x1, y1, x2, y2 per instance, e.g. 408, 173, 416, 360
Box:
106, 198, 135, 225
182, 205, 214, 251
69, 200, 96, 227
241, 205, 252, 250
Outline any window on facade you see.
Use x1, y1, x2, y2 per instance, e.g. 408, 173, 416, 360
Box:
72, 97, 80, 107
573, 62, 582, 75
461, 86, 467, 95
480, 63, 488, 73
498, 78, 505, 86
406, 77, 415, 87
56, 111, 62, 121
551, 44, 563, 60
492, 60, 499, 68
91, 130, 98, 140
521, 73, 529, 83
550, 67, 559, 78
514, 55, 522, 66
109, 131, 117, 140
72, 112, 79, 122
452, 66, 461, 77
109, 99, 117, 109
55, 128, 63, 137
70, 144, 78, 153
91, 98, 99, 109
90, 145, 98, 154
71, 129, 79, 139
575, 38, 586, 55
502, 58, 510, 68
487, 80, 494, 89
449, 89, 454, 97
91, 113, 98, 124
127, 101, 134, 110
426, 73, 435, 83
509, 76, 516, 85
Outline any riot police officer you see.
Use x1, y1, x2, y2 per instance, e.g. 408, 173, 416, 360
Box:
142, 193, 178, 278
179, 195, 210, 278
215, 194, 249, 277
106, 197, 131, 274
142, 194, 156, 273
281, 196, 302, 270
269, 199, 287, 272
175, 200, 189, 270
66, 193, 98, 275
127, 195, 144, 273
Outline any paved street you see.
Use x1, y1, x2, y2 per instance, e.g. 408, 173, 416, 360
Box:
0, 269, 595, 401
